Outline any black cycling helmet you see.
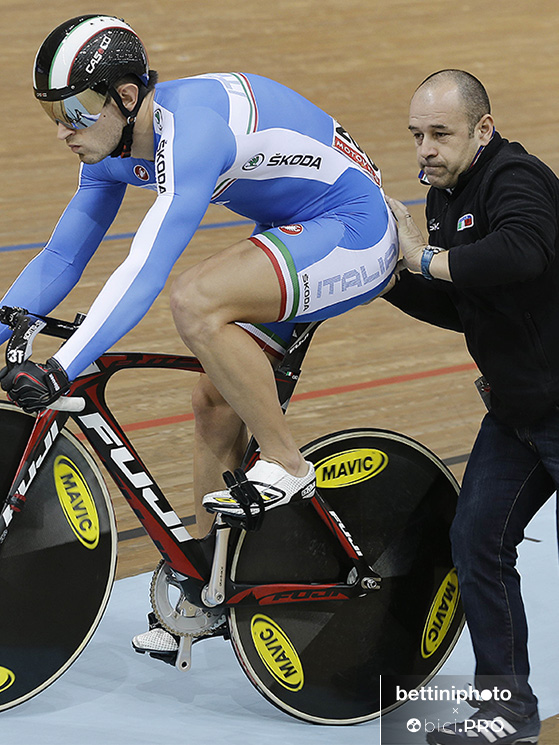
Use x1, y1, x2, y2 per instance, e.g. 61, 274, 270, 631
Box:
33, 15, 150, 157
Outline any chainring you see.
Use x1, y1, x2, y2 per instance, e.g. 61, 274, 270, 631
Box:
149, 559, 226, 638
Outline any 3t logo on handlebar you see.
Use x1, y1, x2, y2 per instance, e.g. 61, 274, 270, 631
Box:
7, 349, 25, 365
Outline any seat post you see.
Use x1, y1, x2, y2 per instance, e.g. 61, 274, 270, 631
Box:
274, 321, 323, 410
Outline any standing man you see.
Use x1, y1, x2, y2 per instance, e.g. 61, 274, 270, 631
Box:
0, 17, 397, 653
386, 69, 558, 745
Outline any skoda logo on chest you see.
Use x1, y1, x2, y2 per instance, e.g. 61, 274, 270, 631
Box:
242, 153, 265, 171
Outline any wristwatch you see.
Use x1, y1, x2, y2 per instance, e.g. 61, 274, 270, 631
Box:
420, 246, 442, 280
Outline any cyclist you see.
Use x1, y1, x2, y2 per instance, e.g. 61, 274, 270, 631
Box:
0, 16, 397, 650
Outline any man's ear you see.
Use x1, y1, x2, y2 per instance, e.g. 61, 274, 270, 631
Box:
115, 83, 139, 112
477, 113, 495, 145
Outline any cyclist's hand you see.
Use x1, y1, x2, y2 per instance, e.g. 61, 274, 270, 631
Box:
0, 358, 70, 413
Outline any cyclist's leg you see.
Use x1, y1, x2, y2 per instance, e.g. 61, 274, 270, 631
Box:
190, 374, 248, 537
171, 238, 307, 477
190, 334, 288, 536
133, 325, 294, 654
170, 204, 396, 510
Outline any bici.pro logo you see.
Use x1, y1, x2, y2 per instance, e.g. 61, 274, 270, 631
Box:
407, 718, 422, 733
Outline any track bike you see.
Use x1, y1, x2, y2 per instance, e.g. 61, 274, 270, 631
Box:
0, 306, 464, 724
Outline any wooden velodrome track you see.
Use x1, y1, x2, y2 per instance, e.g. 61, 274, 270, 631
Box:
1, 0, 558, 738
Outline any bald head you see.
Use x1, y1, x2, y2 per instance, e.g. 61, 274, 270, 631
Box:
415, 70, 491, 135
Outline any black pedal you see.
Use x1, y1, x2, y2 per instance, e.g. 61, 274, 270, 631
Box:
145, 650, 178, 667
220, 468, 264, 531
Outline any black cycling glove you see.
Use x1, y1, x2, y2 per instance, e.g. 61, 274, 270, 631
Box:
0, 358, 70, 413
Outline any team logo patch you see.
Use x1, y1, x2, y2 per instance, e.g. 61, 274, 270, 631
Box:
279, 224, 304, 236
134, 165, 150, 182
457, 213, 474, 231
242, 153, 265, 171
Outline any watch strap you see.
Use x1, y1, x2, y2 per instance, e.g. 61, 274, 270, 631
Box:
421, 246, 442, 280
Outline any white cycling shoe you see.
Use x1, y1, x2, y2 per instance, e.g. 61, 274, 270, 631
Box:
203, 459, 316, 519
132, 622, 178, 655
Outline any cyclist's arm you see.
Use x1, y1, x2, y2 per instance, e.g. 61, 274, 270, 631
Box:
53, 106, 235, 380
0, 167, 126, 345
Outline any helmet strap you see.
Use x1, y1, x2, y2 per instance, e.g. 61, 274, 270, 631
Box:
108, 84, 147, 159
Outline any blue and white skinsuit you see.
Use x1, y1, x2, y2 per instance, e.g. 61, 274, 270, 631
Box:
0, 73, 397, 377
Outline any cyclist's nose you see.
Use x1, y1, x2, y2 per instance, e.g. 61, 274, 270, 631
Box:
57, 122, 75, 140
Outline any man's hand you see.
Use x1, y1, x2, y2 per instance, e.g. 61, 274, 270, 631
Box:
0, 358, 70, 413
386, 197, 427, 273
386, 197, 451, 281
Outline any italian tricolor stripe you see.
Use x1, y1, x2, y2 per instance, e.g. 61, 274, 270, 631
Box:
249, 232, 299, 321
230, 73, 258, 134
237, 323, 289, 359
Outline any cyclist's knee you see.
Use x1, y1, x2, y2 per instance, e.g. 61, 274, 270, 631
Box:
170, 269, 216, 339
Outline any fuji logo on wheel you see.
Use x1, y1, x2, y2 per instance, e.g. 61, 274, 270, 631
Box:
279, 224, 304, 236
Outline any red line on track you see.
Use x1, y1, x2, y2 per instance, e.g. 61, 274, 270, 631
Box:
294, 362, 477, 400
81, 360, 476, 437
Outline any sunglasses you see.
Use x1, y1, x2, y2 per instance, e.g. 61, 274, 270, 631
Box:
39, 88, 107, 130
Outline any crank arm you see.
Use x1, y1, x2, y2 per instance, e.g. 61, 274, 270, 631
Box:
175, 634, 193, 672
201, 517, 230, 607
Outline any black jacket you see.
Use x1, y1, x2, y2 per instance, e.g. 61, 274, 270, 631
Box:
385, 132, 559, 426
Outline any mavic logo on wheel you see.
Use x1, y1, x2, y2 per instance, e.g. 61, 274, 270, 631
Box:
0, 666, 15, 693
421, 568, 460, 658
54, 456, 100, 550
314, 448, 388, 488
250, 615, 304, 692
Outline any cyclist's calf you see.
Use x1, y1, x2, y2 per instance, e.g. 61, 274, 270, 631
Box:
190, 375, 248, 533
191, 375, 247, 460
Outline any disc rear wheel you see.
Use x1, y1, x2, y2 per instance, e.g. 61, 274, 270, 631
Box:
228, 428, 463, 724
